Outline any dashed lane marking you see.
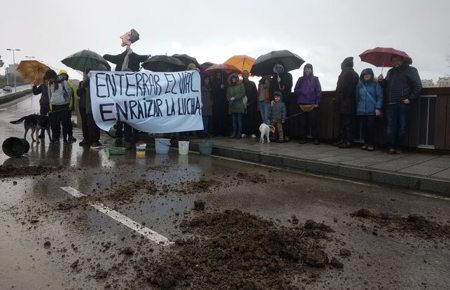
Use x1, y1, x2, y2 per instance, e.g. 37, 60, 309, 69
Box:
60, 186, 172, 246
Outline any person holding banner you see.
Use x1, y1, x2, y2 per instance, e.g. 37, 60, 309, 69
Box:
226, 73, 246, 139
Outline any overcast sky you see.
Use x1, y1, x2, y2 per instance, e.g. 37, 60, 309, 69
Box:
1, 0, 449, 89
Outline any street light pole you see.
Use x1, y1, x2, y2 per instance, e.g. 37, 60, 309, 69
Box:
6, 48, 21, 92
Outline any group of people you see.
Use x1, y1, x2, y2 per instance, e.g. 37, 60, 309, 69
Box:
32, 51, 422, 154
201, 55, 422, 154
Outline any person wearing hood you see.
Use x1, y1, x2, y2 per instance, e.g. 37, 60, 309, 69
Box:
242, 70, 259, 138
294, 63, 322, 144
335, 57, 359, 148
45, 69, 71, 145
378, 56, 422, 154
356, 69, 383, 151
226, 73, 246, 138
58, 70, 77, 143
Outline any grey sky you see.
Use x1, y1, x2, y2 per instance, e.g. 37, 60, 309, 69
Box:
1, 0, 449, 89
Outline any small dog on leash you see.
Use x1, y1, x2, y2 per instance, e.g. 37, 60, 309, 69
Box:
10, 114, 51, 143
259, 123, 275, 143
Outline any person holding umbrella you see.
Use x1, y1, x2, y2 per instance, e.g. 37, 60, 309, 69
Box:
226, 73, 246, 138
201, 75, 213, 136
334, 57, 359, 148
378, 55, 422, 154
77, 73, 101, 148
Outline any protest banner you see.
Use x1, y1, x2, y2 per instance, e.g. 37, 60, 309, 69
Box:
89, 70, 203, 133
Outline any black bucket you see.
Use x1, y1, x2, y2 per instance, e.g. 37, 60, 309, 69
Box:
2, 137, 30, 158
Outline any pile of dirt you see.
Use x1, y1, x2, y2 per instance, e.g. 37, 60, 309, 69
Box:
0, 165, 59, 178
236, 172, 268, 184
161, 179, 221, 195
351, 209, 450, 240
132, 210, 340, 289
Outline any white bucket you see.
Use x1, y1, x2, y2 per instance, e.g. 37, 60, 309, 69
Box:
155, 138, 171, 154
178, 141, 190, 155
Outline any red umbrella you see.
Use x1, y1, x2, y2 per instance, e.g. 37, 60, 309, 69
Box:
359, 47, 412, 68
204, 63, 240, 75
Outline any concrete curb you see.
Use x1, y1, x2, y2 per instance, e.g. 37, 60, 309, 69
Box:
188, 142, 450, 197
0, 89, 32, 105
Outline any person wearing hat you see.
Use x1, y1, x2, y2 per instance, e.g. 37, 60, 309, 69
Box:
294, 63, 322, 145
268, 91, 287, 142
334, 57, 359, 148
103, 29, 149, 147
58, 70, 77, 143
226, 73, 246, 138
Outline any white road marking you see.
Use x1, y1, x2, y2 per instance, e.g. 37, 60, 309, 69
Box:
60, 186, 172, 246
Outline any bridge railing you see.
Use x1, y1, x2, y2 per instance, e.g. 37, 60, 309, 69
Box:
318, 87, 450, 150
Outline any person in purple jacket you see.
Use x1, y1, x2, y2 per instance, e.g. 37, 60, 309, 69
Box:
294, 63, 322, 144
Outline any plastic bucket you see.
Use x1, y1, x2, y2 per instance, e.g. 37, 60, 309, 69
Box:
2, 137, 30, 158
199, 140, 213, 156
178, 141, 190, 155
155, 138, 171, 154
136, 144, 147, 158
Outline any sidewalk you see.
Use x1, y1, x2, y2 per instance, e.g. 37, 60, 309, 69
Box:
190, 137, 450, 196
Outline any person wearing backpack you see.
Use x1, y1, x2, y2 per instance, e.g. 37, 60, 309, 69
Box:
294, 63, 322, 144
58, 70, 77, 144
45, 69, 71, 145
356, 68, 383, 151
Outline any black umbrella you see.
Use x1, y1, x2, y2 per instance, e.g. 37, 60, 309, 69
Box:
61, 49, 111, 73
199, 62, 215, 72
141, 55, 186, 72
250, 50, 304, 76
172, 54, 200, 67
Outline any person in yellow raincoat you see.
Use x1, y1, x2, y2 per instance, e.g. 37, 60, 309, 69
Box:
58, 70, 77, 143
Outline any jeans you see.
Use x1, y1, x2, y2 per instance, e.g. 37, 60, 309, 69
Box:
386, 103, 409, 149
231, 113, 243, 136
360, 115, 376, 146
258, 101, 270, 124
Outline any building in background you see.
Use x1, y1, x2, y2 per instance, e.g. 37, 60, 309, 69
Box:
437, 77, 450, 87
421, 79, 435, 88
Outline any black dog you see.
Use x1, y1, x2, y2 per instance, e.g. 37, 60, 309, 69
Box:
10, 114, 51, 143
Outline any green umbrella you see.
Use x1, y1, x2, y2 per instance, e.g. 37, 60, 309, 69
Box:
61, 49, 111, 73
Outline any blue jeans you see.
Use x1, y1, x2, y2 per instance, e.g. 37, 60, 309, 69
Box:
386, 103, 409, 148
231, 113, 243, 136
202, 116, 210, 134
258, 101, 270, 124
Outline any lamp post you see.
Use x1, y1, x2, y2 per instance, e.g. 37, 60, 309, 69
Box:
6, 48, 21, 92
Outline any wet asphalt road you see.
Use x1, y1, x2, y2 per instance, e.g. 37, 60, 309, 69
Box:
1, 94, 450, 289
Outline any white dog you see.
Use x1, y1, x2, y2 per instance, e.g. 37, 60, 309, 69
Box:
259, 123, 275, 143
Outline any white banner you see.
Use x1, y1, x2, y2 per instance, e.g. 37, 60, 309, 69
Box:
89, 70, 203, 133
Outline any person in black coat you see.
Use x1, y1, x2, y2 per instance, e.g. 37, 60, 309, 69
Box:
211, 71, 230, 136
242, 71, 260, 137
32, 83, 50, 116
378, 56, 422, 154
335, 57, 359, 148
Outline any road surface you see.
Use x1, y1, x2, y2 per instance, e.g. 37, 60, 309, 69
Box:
0, 94, 449, 289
